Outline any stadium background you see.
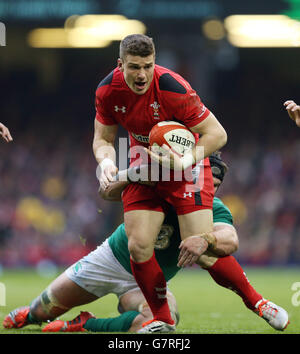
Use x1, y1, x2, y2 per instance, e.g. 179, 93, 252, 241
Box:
0, 0, 299, 274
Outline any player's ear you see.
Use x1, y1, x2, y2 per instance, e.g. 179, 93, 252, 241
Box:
117, 58, 124, 72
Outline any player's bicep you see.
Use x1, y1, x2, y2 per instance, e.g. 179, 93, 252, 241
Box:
94, 119, 118, 144
189, 112, 226, 137
95, 88, 117, 126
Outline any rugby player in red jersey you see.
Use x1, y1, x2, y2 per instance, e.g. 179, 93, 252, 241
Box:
0, 122, 13, 142
3, 153, 289, 333
93, 34, 227, 332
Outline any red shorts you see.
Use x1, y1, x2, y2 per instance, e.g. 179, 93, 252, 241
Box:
122, 162, 214, 215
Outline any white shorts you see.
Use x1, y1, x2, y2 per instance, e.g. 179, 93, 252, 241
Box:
65, 239, 140, 299
65, 239, 179, 323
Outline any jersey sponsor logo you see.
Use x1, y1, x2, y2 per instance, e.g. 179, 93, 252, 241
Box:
114, 105, 126, 113
131, 132, 149, 143
150, 101, 160, 120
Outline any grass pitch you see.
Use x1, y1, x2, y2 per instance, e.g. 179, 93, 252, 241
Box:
0, 267, 299, 334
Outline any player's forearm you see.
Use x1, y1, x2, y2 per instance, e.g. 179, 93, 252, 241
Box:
93, 120, 118, 165
211, 226, 239, 256
189, 113, 227, 162
93, 138, 116, 165
193, 129, 227, 162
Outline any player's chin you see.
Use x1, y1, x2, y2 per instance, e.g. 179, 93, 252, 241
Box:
133, 82, 148, 94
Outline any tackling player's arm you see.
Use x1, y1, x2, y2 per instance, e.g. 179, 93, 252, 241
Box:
99, 180, 129, 201
99, 165, 156, 201
210, 223, 238, 256
177, 223, 238, 268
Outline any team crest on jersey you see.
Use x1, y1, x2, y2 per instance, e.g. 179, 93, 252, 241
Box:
155, 224, 174, 250
150, 101, 160, 120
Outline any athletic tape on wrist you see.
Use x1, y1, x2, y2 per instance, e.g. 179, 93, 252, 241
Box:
201, 233, 217, 250
181, 153, 196, 170
100, 158, 115, 170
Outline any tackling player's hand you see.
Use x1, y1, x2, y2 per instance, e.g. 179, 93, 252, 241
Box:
284, 100, 300, 127
0, 123, 13, 143
177, 235, 209, 268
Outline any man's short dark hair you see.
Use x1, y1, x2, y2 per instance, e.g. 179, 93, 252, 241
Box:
119, 34, 155, 60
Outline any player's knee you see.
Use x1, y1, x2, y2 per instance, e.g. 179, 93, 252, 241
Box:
128, 237, 153, 262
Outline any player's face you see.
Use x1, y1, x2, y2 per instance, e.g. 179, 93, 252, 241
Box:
118, 54, 155, 95
213, 177, 221, 193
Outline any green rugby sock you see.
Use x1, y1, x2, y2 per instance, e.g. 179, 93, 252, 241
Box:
83, 311, 139, 332
27, 311, 41, 325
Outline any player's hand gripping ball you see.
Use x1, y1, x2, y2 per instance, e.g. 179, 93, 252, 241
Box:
149, 121, 195, 157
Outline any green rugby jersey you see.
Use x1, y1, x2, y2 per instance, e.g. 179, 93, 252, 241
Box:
108, 197, 233, 281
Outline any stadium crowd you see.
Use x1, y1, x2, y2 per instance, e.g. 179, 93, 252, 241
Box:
0, 54, 299, 269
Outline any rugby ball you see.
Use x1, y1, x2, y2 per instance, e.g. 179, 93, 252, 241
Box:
149, 121, 195, 156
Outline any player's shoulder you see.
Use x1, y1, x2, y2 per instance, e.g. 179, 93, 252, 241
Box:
155, 65, 191, 95
96, 67, 124, 97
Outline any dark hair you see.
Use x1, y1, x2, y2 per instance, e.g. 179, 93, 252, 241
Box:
209, 151, 228, 182
119, 34, 155, 60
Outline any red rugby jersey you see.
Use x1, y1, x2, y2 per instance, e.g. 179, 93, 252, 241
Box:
95, 65, 210, 165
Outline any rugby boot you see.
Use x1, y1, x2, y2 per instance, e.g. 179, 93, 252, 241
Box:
42, 311, 95, 332
138, 318, 176, 333
3, 306, 32, 329
254, 299, 289, 331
